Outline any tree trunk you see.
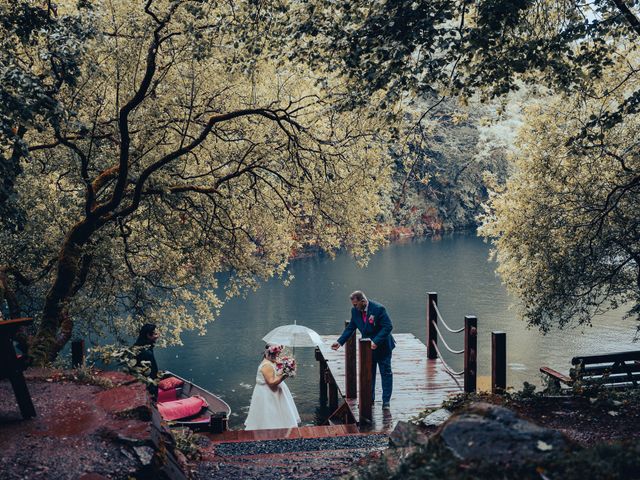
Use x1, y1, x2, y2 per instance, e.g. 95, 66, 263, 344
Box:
0, 267, 21, 319
30, 219, 97, 365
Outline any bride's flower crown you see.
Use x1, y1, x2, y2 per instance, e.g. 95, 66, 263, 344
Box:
266, 344, 283, 355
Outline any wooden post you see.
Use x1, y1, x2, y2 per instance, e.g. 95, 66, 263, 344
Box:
464, 315, 477, 394
0, 318, 36, 419
491, 331, 506, 394
427, 292, 438, 359
316, 348, 328, 406
210, 412, 228, 433
329, 378, 338, 410
8, 371, 36, 419
344, 320, 357, 398
0, 336, 36, 419
71, 339, 85, 368
358, 338, 373, 423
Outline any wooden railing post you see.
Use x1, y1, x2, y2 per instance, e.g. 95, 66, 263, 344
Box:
71, 339, 85, 368
316, 348, 328, 406
344, 320, 357, 399
358, 338, 373, 423
427, 292, 438, 359
492, 331, 506, 394
329, 378, 338, 410
464, 315, 477, 394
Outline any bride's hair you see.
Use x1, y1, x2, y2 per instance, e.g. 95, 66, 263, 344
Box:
264, 344, 283, 360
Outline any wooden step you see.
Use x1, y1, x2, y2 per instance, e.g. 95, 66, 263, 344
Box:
205, 424, 359, 443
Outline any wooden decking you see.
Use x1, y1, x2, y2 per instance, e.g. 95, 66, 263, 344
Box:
318, 333, 462, 432
206, 424, 360, 443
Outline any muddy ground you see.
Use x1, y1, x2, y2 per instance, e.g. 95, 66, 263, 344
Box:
0, 369, 155, 480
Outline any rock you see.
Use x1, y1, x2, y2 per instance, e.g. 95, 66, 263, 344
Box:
133, 446, 155, 465
120, 447, 137, 463
437, 402, 569, 464
389, 421, 429, 448
422, 408, 452, 427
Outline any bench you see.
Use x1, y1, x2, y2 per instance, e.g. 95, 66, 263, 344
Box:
540, 350, 640, 390
0, 318, 36, 418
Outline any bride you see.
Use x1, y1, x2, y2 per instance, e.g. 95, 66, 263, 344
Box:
244, 344, 300, 430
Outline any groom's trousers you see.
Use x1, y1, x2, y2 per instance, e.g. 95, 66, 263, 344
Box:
372, 351, 393, 403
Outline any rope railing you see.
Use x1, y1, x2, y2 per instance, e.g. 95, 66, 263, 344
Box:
433, 322, 464, 355
427, 292, 478, 393
433, 303, 464, 334
431, 340, 464, 376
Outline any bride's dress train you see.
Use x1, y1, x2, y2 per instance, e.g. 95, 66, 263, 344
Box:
244, 360, 300, 430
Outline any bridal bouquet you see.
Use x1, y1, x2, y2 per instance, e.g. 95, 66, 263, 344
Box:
277, 355, 297, 378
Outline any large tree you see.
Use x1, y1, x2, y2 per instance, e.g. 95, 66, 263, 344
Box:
480, 53, 640, 331
0, 0, 390, 363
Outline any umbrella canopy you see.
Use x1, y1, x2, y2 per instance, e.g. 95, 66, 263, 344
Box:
262, 324, 325, 348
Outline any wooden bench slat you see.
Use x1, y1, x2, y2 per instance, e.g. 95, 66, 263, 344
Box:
543, 350, 640, 390
572, 350, 640, 365
540, 366, 573, 385
571, 363, 640, 378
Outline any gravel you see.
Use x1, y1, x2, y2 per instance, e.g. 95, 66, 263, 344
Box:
213, 433, 389, 456
197, 435, 390, 480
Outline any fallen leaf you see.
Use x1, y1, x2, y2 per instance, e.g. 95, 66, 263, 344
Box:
536, 440, 553, 451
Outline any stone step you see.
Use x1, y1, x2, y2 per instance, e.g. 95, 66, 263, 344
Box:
205, 424, 360, 444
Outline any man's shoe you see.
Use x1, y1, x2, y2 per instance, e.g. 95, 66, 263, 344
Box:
382, 402, 391, 410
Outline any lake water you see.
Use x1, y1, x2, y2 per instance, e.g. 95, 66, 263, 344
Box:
155, 233, 638, 428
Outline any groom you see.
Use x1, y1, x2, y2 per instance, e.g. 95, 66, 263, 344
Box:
331, 290, 395, 409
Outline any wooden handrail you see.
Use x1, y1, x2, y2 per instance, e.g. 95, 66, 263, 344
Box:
0, 317, 34, 329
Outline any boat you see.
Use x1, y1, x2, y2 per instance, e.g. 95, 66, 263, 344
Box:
152, 371, 231, 433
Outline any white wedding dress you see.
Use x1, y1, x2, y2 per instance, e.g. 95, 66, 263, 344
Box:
244, 360, 301, 430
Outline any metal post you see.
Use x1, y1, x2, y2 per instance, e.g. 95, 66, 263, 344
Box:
492, 331, 506, 394
358, 338, 373, 423
464, 315, 477, 394
344, 320, 357, 398
71, 339, 85, 368
427, 292, 438, 359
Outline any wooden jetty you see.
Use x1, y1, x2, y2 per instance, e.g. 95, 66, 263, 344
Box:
316, 333, 462, 432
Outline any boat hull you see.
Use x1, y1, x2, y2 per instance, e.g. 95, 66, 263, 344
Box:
155, 371, 231, 433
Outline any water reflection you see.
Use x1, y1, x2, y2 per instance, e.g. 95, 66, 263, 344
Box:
156, 233, 637, 428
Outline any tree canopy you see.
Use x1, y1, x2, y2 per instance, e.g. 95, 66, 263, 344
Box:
480, 52, 640, 331
283, 0, 640, 329
0, 0, 391, 363
3, 0, 640, 357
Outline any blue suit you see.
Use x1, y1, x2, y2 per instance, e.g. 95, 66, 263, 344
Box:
337, 300, 395, 403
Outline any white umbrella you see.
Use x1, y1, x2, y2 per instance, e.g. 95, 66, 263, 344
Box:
262, 323, 324, 348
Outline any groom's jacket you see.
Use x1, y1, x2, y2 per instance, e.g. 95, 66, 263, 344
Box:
337, 300, 396, 357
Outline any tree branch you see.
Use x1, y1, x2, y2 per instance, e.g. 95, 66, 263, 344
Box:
611, 0, 640, 37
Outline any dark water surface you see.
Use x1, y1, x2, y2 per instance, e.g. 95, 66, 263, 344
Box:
155, 233, 637, 428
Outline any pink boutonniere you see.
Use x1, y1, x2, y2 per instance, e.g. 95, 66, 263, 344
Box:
368, 315, 375, 324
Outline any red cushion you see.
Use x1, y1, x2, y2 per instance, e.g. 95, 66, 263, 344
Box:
158, 376, 184, 390
157, 387, 178, 403
158, 396, 208, 421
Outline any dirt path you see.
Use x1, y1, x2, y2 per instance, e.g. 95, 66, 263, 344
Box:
0, 369, 156, 480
